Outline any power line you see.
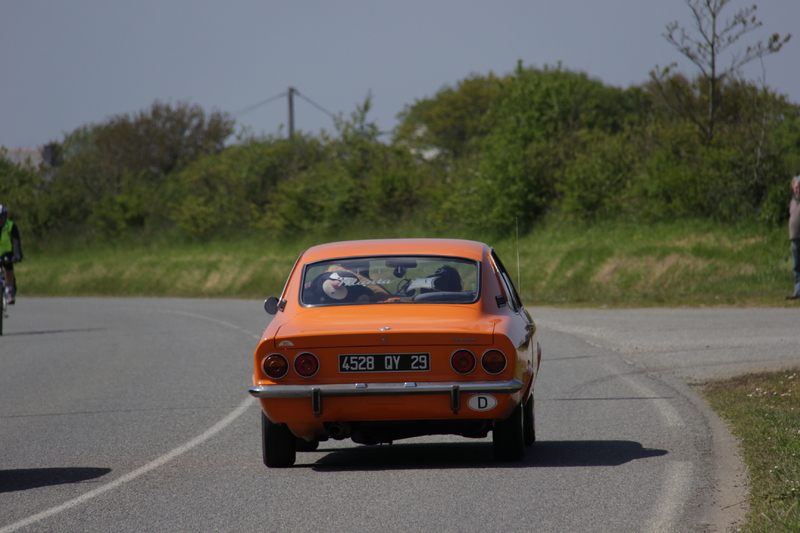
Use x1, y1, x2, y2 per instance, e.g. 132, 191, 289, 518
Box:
231, 91, 287, 118
231, 88, 338, 127
293, 90, 391, 137
292, 89, 338, 121
231, 88, 390, 138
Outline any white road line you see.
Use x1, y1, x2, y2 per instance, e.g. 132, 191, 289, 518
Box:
545, 318, 686, 428
159, 309, 264, 341
546, 320, 693, 530
2, 307, 262, 533
620, 373, 684, 428
642, 461, 694, 533
618, 372, 691, 532
0, 397, 254, 533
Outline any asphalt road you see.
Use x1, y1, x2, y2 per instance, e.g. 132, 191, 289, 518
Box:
1, 298, 797, 532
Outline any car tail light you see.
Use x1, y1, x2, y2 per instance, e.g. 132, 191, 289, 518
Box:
481, 350, 507, 374
294, 353, 319, 377
262, 354, 289, 379
451, 349, 476, 374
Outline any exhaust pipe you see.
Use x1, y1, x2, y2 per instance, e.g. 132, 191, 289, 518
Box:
325, 422, 352, 440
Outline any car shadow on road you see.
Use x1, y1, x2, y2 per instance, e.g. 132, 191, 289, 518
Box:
0, 327, 106, 337
308, 440, 667, 471
0, 467, 111, 493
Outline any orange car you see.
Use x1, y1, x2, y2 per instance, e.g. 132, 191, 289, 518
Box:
249, 238, 541, 467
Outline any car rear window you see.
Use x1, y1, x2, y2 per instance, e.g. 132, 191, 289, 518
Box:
301, 255, 480, 306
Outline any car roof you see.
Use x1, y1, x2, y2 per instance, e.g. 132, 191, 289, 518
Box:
301, 238, 490, 263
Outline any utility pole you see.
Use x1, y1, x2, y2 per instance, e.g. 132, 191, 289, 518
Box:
288, 86, 295, 140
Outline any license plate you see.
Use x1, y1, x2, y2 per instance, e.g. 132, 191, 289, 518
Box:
339, 353, 430, 373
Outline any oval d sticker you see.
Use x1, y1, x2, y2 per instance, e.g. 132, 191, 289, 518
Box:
467, 394, 497, 412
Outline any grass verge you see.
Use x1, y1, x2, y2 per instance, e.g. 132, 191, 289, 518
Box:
699, 369, 800, 532
15, 219, 798, 306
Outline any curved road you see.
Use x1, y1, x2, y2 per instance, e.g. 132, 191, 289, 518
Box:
1, 299, 797, 532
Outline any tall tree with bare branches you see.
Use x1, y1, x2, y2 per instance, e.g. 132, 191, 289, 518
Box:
651, 0, 790, 144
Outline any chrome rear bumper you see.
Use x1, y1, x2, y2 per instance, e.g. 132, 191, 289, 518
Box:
249, 379, 523, 416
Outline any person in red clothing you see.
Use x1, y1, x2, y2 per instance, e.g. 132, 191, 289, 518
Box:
0, 204, 23, 304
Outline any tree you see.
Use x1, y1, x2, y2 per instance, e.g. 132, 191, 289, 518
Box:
462, 62, 636, 235
49, 101, 234, 234
652, 0, 790, 144
96, 100, 234, 187
167, 134, 327, 237
258, 95, 425, 237
393, 73, 508, 159
0, 156, 45, 235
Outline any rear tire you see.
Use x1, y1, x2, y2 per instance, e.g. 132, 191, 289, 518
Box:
523, 394, 536, 446
261, 412, 296, 468
493, 403, 525, 461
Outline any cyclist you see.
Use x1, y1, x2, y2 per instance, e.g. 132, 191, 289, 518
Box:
0, 205, 23, 304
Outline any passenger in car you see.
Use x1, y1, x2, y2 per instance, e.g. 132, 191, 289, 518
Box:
303, 270, 374, 304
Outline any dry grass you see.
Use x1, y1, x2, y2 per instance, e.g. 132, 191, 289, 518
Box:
16, 219, 793, 307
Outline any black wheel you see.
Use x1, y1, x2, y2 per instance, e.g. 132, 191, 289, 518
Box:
523, 394, 536, 447
493, 403, 525, 461
261, 412, 296, 468
295, 437, 320, 452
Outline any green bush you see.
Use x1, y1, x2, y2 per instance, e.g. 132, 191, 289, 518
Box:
559, 131, 638, 220
0, 156, 45, 235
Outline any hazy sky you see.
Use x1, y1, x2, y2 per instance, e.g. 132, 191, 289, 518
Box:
2, 1, 798, 149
